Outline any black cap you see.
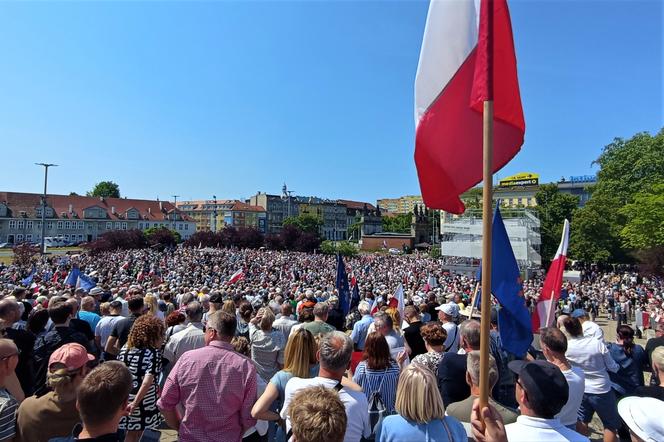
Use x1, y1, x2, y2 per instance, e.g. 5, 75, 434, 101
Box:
508, 360, 568, 417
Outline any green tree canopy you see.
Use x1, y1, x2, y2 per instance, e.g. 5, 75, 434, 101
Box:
570, 129, 664, 263
619, 183, 664, 250
87, 181, 120, 198
382, 213, 412, 233
283, 214, 322, 235
534, 184, 578, 262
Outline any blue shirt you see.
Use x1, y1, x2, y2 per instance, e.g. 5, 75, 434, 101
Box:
352, 361, 400, 413
607, 343, 646, 396
78, 311, 101, 334
377, 414, 466, 442
351, 315, 373, 350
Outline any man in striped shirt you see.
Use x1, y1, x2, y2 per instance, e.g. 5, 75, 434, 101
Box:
0, 339, 19, 441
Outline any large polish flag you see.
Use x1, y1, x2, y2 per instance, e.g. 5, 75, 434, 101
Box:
414, 0, 525, 214
533, 219, 570, 331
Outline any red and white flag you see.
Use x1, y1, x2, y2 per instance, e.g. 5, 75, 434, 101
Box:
533, 219, 570, 331
228, 269, 245, 284
414, 0, 525, 214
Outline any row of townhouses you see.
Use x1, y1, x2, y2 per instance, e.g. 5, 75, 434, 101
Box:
0, 192, 196, 245
175, 185, 383, 241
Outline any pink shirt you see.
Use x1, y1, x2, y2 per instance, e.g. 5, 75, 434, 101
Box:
157, 340, 257, 442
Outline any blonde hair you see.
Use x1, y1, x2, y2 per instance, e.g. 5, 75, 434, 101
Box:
99, 302, 111, 316
144, 294, 159, 317
47, 363, 82, 392
259, 307, 275, 331
221, 300, 236, 315
652, 346, 664, 372
385, 307, 402, 333
283, 328, 317, 378
395, 363, 445, 423
288, 386, 346, 442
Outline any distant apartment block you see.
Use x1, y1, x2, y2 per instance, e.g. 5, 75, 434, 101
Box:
176, 200, 267, 233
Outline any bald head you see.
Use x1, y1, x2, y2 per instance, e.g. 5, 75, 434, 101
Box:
81, 296, 96, 312
0, 299, 20, 322
0, 338, 18, 375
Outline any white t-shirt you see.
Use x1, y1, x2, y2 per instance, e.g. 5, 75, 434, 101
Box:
506, 415, 589, 442
281, 376, 370, 442
566, 336, 618, 394
581, 321, 604, 341
556, 366, 585, 426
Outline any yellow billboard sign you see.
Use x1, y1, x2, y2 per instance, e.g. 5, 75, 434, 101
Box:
499, 172, 539, 188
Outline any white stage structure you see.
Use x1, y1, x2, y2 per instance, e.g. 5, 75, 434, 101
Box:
439, 208, 541, 277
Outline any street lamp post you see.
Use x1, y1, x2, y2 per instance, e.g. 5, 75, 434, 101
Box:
35, 163, 57, 254
212, 195, 217, 232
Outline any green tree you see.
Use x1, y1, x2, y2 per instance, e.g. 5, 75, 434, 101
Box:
348, 217, 362, 242
619, 183, 664, 250
283, 214, 323, 235
144, 226, 181, 247
461, 187, 483, 209
571, 129, 664, 263
534, 184, 579, 262
87, 181, 120, 198
320, 240, 358, 257
382, 213, 412, 233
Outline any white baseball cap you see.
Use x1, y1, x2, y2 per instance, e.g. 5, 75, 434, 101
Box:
618, 396, 664, 442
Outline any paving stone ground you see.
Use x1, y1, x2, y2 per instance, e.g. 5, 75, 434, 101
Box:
156, 315, 641, 441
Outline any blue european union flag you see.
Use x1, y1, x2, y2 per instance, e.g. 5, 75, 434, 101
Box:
78, 273, 97, 292
336, 254, 351, 316
21, 267, 36, 286
351, 283, 361, 311
64, 267, 80, 286
490, 207, 533, 358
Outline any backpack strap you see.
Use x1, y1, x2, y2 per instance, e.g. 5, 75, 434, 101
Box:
445, 326, 458, 352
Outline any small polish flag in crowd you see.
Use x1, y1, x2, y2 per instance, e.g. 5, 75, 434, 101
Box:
533, 219, 570, 331
228, 269, 245, 284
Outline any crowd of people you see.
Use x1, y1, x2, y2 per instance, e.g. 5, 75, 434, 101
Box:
0, 246, 662, 441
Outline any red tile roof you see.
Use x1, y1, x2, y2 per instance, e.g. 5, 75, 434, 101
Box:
231, 201, 265, 212
337, 199, 376, 211
0, 192, 193, 222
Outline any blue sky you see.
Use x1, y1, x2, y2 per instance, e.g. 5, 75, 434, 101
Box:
0, 0, 661, 204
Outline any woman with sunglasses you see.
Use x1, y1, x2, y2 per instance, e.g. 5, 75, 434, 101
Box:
16, 342, 95, 441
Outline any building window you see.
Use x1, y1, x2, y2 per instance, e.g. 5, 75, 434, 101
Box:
17, 220, 25, 229
26, 221, 33, 229
8, 220, 16, 229
64, 221, 71, 229
78, 234, 84, 241
26, 234, 33, 242
115, 222, 121, 229
121, 222, 127, 230
37, 222, 42, 229
16, 234, 23, 242
185, 224, 189, 230
47, 221, 53, 229
106, 222, 112, 230
78, 221, 84, 229
64, 234, 69, 241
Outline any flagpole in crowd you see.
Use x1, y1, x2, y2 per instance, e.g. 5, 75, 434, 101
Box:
478, 0, 495, 410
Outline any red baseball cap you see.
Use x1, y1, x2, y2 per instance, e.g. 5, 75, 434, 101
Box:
48, 343, 95, 371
